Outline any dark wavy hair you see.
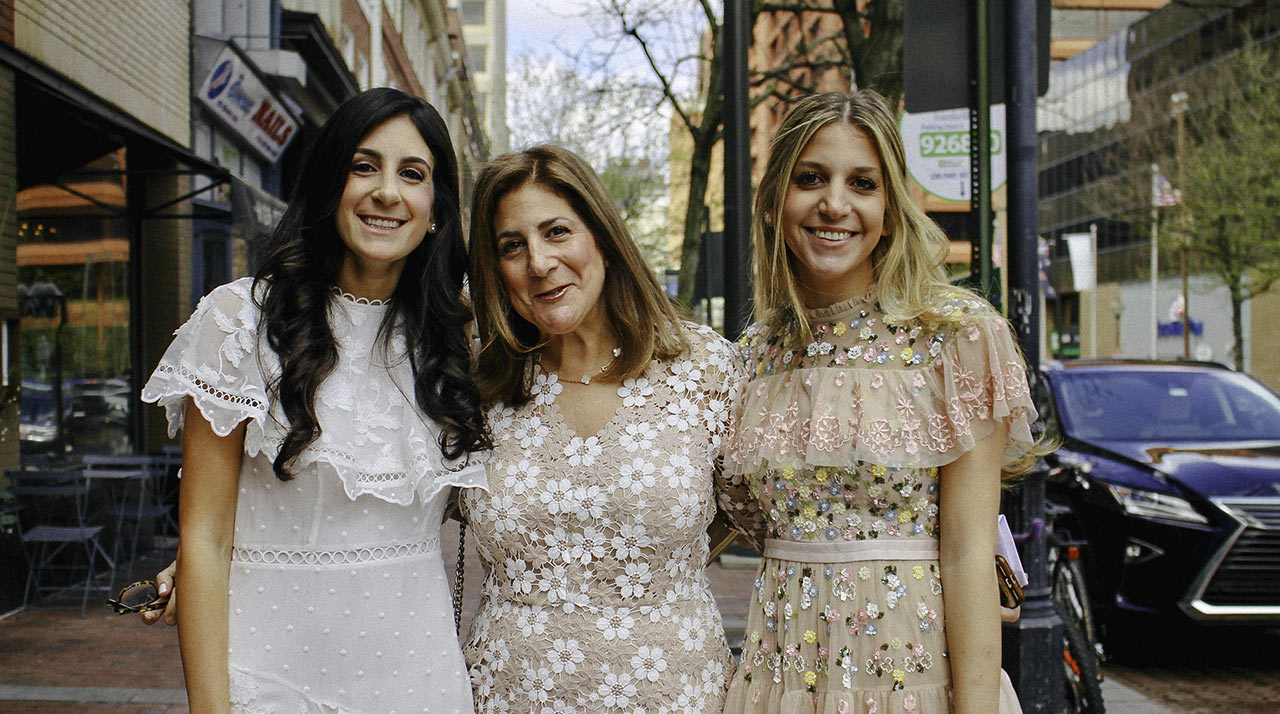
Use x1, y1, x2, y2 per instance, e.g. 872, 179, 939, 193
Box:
253, 87, 489, 480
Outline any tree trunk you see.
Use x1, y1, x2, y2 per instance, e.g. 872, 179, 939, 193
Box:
1230, 282, 1245, 371
675, 28, 725, 313
835, 0, 903, 108
676, 133, 715, 312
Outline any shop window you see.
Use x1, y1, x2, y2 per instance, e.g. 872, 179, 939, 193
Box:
2, 321, 14, 388
461, 0, 486, 25
16, 149, 133, 458
200, 228, 232, 298
468, 44, 487, 73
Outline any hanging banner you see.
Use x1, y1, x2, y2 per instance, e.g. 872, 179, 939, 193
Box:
1063, 232, 1096, 292
197, 46, 298, 162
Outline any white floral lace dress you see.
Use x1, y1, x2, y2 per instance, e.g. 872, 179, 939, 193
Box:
721, 290, 1036, 714
460, 323, 757, 714
142, 278, 486, 714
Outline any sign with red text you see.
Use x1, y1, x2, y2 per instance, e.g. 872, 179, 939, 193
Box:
197, 46, 298, 162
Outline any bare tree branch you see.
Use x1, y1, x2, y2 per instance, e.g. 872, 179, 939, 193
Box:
758, 3, 848, 15
617, 15, 697, 135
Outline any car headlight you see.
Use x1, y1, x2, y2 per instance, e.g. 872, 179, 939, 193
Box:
1099, 482, 1208, 525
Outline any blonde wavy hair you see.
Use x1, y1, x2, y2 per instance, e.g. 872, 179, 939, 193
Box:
754, 91, 1046, 478
753, 90, 971, 343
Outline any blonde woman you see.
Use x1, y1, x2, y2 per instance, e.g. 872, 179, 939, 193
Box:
722, 91, 1035, 714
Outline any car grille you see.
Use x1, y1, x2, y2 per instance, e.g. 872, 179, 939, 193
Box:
1201, 499, 1280, 607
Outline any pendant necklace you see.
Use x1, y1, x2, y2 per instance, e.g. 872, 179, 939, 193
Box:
563, 347, 621, 385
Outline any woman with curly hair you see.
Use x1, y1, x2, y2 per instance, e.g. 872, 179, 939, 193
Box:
141, 88, 489, 714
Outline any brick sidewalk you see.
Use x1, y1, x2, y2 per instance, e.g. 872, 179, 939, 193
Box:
0, 600, 186, 713
6, 529, 1255, 714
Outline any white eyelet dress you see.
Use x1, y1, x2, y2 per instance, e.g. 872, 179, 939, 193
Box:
142, 278, 486, 714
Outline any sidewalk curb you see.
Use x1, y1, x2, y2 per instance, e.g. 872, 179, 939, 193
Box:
0, 684, 188, 704
1101, 677, 1178, 714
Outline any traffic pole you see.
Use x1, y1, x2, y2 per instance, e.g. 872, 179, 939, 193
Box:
968, 0, 994, 304
1001, 1, 1064, 710
722, 0, 752, 341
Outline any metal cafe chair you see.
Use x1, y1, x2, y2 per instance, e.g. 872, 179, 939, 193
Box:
6, 468, 114, 615
81, 454, 171, 579
151, 444, 183, 537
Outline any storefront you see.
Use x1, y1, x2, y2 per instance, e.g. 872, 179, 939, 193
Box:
4, 44, 230, 462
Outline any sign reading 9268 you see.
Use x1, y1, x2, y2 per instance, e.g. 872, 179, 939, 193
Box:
900, 105, 1006, 203
918, 129, 1003, 158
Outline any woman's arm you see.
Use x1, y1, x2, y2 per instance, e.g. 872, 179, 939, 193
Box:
938, 420, 1008, 714
176, 399, 246, 714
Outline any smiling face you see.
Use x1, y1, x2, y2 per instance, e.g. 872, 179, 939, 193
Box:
335, 114, 435, 289
494, 182, 608, 338
781, 122, 889, 307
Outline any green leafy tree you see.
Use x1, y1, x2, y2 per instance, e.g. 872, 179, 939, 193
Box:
1083, 25, 1280, 370
1167, 37, 1280, 369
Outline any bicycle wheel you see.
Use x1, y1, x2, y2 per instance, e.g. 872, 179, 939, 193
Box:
1057, 602, 1106, 714
1052, 552, 1102, 660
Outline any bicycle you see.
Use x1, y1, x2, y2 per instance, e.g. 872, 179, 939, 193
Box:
1045, 475, 1106, 714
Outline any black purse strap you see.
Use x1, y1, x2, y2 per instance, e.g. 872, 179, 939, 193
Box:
453, 519, 466, 633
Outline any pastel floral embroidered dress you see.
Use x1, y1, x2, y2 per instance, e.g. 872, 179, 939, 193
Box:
142, 278, 485, 714
722, 290, 1036, 714
461, 324, 757, 714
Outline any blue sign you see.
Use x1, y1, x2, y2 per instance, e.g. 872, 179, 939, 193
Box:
206, 59, 233, 100
1157, 320, 1203, 337
197, 47, 298, 162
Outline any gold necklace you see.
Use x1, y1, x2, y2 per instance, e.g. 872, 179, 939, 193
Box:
554, 347, 621, 385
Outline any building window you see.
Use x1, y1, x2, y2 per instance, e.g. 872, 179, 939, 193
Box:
17, 148, 134, 457
468, 44, 487, 73
193, 0, 271, 50
461, 0, 486, 25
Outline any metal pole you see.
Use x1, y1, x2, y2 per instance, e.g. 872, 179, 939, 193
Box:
1090, 222, 1098, 358
722, 0, 752, 341
1002, 1, 1064, 710
969, 0, 994, 303
1150, 163, 1160, 360
1173, 93, 1190, 359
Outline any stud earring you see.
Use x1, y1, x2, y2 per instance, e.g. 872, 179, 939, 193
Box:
429, 221, 438, 233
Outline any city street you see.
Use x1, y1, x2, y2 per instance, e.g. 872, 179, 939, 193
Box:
2, 535, 1278, 713
1099, 624, 1280, 714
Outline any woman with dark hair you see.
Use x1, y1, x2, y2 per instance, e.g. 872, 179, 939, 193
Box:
140, 87, 489, 714
460, 145, 766, 713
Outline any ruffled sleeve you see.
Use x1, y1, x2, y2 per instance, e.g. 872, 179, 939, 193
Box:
933, 301, 1038, 465
141, 277, 487, 506
726, 296, 1037, 474
141, 277, 274, 449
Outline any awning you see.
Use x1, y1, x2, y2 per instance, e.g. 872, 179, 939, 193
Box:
230, 178, 286, 241
5, 42, 232, 224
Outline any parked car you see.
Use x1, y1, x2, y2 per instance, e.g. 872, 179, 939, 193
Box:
1037, 359, 1280, 639
19, 377, 132, 454
18, 380, 58, 447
